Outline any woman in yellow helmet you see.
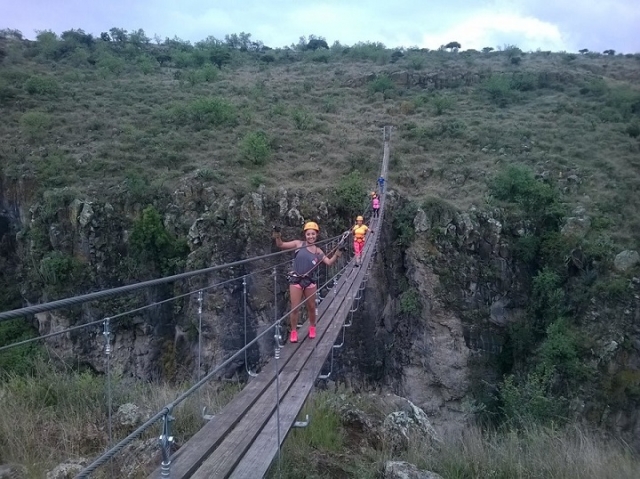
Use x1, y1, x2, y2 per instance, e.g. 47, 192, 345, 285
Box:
273, 221, 342, 343
351, 215, 371, 267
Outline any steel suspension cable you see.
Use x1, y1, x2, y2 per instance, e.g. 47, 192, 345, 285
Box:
0, 255, 298, 353
0, 232, 347, 323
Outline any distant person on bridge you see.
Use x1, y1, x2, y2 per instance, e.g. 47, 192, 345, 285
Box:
273, 222, 342, 343
372, 193, 380, 218
351, 215, 372, 267
377, 176, 385, 194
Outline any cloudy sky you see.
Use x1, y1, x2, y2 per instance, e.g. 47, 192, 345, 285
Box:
4, 0, 639, 53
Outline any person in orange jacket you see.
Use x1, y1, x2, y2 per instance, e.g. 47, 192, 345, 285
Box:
351, 215, 372, 267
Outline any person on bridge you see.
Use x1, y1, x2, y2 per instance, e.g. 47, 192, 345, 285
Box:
273, 222, 342, 343
377, 176, 385, 194
372, 193, 380, 218
351, 215, 371, 267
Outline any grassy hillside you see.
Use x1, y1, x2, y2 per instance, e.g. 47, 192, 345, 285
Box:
1, 28, 640, 477
1, 31, 639, 246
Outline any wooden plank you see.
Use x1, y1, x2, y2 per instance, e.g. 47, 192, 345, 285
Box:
149, 268, 353, 478
229, 267, 368, 478
190, 272, 356, 478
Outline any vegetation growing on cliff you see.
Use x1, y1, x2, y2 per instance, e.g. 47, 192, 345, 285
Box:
1, 27, 640, 476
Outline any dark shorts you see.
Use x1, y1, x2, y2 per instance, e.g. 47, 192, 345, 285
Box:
287, 273, 316, 289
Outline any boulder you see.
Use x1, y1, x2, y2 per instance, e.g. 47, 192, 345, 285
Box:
614, 250, 639, 272
384, 461, 444, 479
0, 464, 27, 479
382, 398, 440, 452
116, 403, 150, 429
46, 459, 88, 479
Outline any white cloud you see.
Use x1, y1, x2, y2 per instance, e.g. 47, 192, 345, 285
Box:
420, 12, 566, 51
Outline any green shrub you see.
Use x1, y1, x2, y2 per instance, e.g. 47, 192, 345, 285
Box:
129, 206, 189, 276
421, 196, 458, 228
189, 97, 237, 128
165, 97, 237, 130
531, 267, 565, 327
489, 165, 563, 229
393, 201, 418, 246
250, 174, 265, 188
35, 153, 78, 187
38, 251, 89, 297
0, 320, 42, 377
24, 75, 60, 95
346, 41, 390, 63
20, 111, 52, 140
96, 53, 126, 76
196, 168, 220, 181
483, 74, 514, 106
538, 318, 588, 382
291, 108, 312, 130
333, 171, 365, 218
368, 75, 394, 98
399, 288, 422, 315
510, 72, 537, 92
499, 369, 566, 427
432, 94, 454, 115
626, 122, 640, 138
240, 131, 272, 166
0, 78, 16, 104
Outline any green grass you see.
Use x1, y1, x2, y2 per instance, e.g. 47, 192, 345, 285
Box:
3, 37, 636, 226
0, 359, 241, 477
268, 390, 640, 479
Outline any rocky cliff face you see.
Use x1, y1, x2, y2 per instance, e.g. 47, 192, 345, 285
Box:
2, 175, 639, 446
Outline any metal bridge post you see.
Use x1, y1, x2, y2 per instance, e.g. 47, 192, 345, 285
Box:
318, 347, 334, 379
159, 408, 175, 478
197, 290, 203, 382
243, 276, 258, 377
102, 318, 114, 471
273, 317, 285, 473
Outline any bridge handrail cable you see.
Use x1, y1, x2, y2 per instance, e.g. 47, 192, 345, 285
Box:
76, 254, 354, 478
0, 255, 297, 353
0, 232, 347, 323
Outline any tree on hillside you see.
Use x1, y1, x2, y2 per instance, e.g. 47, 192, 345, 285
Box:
100, 32, 111, 42
445, 41, 461, 52
61, 29, 94, 47
603, 49, 615, 55
210, 48, 231, 69
482, 46, 494, 53
129, 29, 150, 47
109, 27, 128, 43
225, 32, 253, 51
306, 38, 329, 50
0, 28, 23, 40
579, 48, 589, 54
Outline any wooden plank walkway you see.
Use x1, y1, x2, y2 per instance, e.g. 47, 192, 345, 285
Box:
148, 237, 376, 479
148, 130, 391, 478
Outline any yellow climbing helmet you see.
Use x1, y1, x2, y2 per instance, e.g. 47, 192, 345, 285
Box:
303, 221, 320, 232
356, 215, 364, 221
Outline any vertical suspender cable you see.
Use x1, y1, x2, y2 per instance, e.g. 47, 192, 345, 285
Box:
103, 318, 114, 476
244, 276, 257, 377
273, 266, 283, 478
197, 290, 203, 381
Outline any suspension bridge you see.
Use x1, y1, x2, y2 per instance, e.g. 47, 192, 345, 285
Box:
0, 127, 392, 478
